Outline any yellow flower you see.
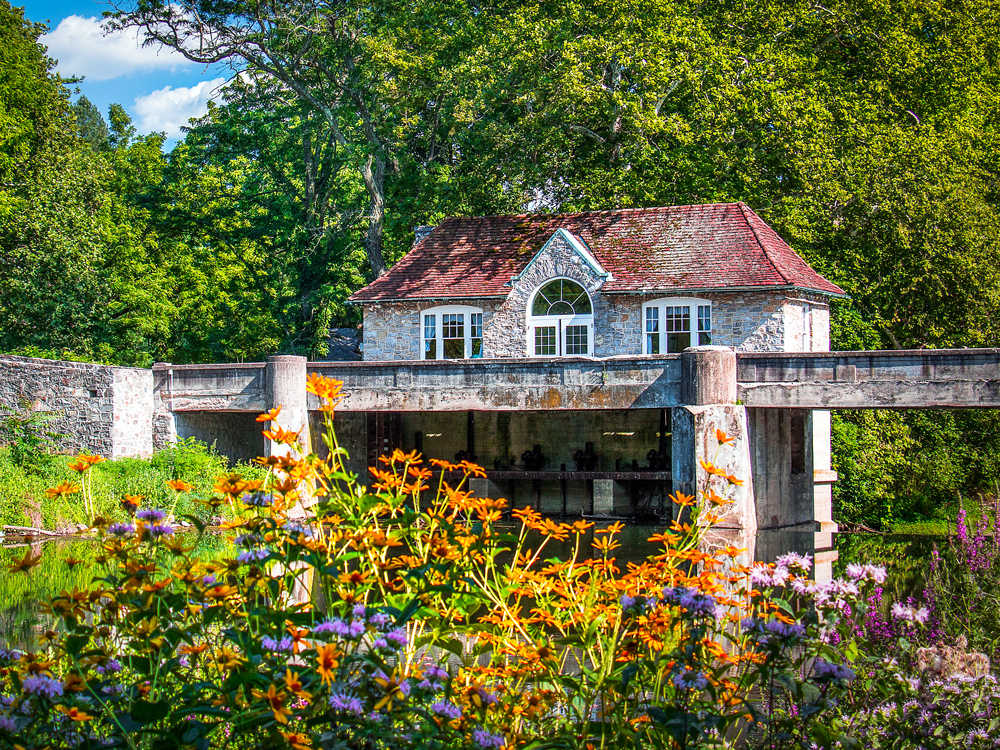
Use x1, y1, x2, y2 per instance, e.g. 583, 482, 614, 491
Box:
373, 671, 407, 711
58, 706, 94, 722
279, 730, 313, 750
9, 549, 41, 573
166, 479, 193, 492
282, 669, 312, 701
256, 406, 282, 423
315, 644, 340, 685
252, 683, 292, 724
45, 480, 80, 499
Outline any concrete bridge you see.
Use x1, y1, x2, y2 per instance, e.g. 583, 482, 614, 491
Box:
5, 347, 998, 579
153, 348, 1000, 414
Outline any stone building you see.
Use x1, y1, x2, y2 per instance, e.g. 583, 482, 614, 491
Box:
351, 203, 843, 360
346, 203, 846, 520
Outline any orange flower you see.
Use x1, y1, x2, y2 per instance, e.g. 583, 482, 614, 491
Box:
282, 668, 312, 701
57, 706, 94, 722
698, 459, 725, 477
68, 454, 104, 473
595, 521, 625, 535
305, 373, 344, 404
286, 625, 311, 654
669, 491, 696, 507
315, 644, 340, 685
256, 406, 282, 423
725, 475, 745, 487
166, 479, 193, 492
279, 731, 313, 750
45, 481, 80, 499
715, 428, 735, 446
9, 549, 41, 573
252, 684, 292, 724
373, 671, 408, 711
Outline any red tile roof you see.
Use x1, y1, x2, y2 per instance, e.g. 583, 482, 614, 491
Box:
350, 203, 846, 301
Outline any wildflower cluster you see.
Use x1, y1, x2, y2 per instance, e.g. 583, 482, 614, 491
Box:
0, 374, 972, 750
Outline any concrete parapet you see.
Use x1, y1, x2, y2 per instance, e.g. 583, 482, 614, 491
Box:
671, 404, 756, 532
266, 356, 309, 457
681, 346, 737, 405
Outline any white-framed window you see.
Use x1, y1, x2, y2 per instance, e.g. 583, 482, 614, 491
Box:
527, 278, 594, 357
642, 297, 712, 354
420, 305, 484, 360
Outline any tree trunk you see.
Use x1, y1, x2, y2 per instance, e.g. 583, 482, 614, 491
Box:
360, 154, 388, 277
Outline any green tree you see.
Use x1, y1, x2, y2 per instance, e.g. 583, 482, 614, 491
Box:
71, 95, 109, 152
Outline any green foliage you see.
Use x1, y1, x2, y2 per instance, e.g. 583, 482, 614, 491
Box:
71, 95, 109, 152
0, 440, 264, 530
0, 399, 63, 475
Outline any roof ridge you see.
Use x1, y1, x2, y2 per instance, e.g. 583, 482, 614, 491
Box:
738, 202, 791, 285
435, 202, 742, 223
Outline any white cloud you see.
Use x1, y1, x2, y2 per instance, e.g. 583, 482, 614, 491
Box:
42, 15, 194, 81
133, 79, 226, 138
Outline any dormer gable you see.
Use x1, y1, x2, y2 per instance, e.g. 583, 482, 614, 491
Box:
509, 228, 614, 286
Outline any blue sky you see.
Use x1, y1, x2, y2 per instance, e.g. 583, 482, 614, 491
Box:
21, 0, 232, 146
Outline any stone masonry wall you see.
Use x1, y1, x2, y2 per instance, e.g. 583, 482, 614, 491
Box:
112, 368, 154, 457
0, 355, 153, 457
489, 232, 609, 357
360, 234, 831, 359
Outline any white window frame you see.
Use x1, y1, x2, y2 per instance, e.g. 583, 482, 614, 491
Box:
526, 278, 595, 357
642, 297, 712, 354
420, 305, 484, 360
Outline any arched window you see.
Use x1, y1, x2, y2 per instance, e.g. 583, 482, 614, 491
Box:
527, 278, 594, 357
421, 305, 484, 360
642, 298, 712, 354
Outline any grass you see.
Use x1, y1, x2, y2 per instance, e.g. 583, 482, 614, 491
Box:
0, 438, 267, 531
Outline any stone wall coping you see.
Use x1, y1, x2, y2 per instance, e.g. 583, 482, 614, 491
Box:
737, 348, 1000, 360
152, 362, 267, 372
0, 355, 147, 373
308, 354, 683, 369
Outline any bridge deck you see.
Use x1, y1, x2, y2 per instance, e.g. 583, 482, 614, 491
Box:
151, 349, 1000, 412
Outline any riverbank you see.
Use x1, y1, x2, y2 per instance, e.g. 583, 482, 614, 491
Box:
0, 439, 265, 532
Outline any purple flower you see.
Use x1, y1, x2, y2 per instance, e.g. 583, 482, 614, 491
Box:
423, 665, 448, 684
96, 659, 122, 675
0, 716, 17, 732
677, 590, 716, 617
373, 637, 389, 650
108, 522, 134, 537
201, 574, 216, 587
845, 563, 887, 583
369, 613, 392, 630
237, 548, 270, 565
431, 700, 461, 720
261, 636, 293, 653
312, 619, 339, 636
620, 595, 636, 610
348, 621, 366, 639
0, 649, 21, 665
234, 534, 260, 548
136, 508, 166, 522
352, 604, 366, 619
386, 628, 408, 648
329, 691, 364, 716
776, 552, 813, 573
672, 670, 708, 691
22, 676, 63, 699
241, 492, 273, 508
149, 524, 174, 539
472, 728, 505, 749
813, 658, 855, 685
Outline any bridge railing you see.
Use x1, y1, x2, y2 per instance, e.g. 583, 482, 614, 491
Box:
151, 348, 1000, 412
